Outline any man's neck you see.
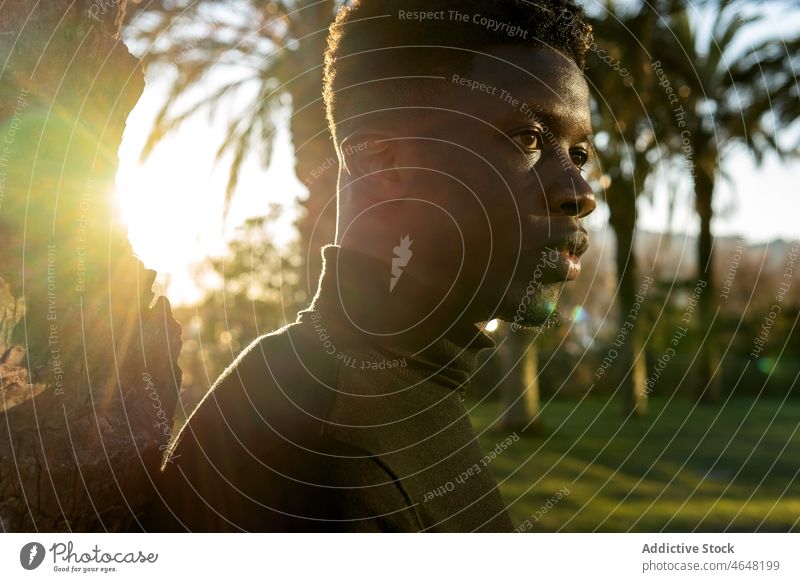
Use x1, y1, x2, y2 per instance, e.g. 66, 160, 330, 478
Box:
308, 245, 493, 354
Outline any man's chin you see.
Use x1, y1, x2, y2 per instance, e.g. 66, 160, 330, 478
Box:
493, 284, 562, 330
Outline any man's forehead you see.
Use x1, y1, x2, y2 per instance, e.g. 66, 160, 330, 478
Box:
465, 45, 591, 124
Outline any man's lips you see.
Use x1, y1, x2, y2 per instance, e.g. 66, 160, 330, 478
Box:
555, 230, 589, 258
544, 230, 589, 282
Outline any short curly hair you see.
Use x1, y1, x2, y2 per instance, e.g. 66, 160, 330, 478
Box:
323, 0, 593, 145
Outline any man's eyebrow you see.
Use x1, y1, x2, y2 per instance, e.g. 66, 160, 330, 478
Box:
519, 106, 594, 142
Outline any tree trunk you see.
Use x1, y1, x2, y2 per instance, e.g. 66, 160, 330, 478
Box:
692, 166, 721, 403
289, 0, 338, 296
0, 1, 181, 531
497, 326, 542, 433
607, 185, 648, 417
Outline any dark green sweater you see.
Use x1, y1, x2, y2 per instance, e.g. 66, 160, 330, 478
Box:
149, 246, 514, 532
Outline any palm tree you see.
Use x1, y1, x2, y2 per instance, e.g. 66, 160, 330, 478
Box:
496, 325, 543, 433
125, 0, 343, 293
656, 0, 800, 402
586, 0, 799, 412
0, 0, 181, 531
585, 1, 677, 416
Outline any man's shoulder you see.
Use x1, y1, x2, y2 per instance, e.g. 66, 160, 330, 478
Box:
166, 320, 338, 470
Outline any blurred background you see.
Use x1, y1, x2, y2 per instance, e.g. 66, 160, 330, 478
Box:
116, 0, 799, 531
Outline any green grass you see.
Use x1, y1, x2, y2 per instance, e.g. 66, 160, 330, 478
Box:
469, 396, 800, 532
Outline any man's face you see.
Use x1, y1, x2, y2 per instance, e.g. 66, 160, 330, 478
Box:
390, 45, 596, 328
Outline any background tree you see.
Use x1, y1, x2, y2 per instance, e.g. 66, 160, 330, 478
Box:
496, 326, 544, 433
584, 0, 799, 413
0, 1, 181, 531
583, 1, 674, 416
125, 0, 342, 292
656, 0, 800, 402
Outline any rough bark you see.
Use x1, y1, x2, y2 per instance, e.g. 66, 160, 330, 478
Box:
0, 0, 181, 531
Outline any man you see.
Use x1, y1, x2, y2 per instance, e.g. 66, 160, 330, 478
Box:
149, 0, 595, 532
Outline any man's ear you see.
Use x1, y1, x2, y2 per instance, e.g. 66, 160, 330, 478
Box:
339, 131, 399, 184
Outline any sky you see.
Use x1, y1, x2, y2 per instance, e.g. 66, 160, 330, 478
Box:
115, 4, 800, 306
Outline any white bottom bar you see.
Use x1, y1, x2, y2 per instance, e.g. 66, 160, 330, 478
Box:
2, 533, 797, 581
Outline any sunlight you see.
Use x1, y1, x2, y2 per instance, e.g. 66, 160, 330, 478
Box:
114, 76, 304, 306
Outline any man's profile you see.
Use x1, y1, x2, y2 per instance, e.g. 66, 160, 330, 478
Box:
147, 0, 596, 532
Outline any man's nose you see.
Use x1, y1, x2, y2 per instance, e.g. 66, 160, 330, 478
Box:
544, 159, 596, 218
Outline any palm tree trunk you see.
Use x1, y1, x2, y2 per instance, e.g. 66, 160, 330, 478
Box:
693, 166, 721, 403
608, 186, 648, 416
288, 0, 338, 296
497, 327, 542, 433
0, 1, 181, 531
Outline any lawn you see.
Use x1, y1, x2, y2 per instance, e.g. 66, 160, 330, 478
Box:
469, 396, 800, 532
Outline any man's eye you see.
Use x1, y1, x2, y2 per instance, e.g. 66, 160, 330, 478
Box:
570, 148, 590, 169
511, 129, 542, 152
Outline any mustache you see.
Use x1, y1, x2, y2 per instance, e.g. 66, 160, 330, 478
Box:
521, 234, 589, 268
525, 216, 590, 257
547, 229, 589, 257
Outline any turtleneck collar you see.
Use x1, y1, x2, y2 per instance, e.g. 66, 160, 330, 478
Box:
297, 245, 494, 384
